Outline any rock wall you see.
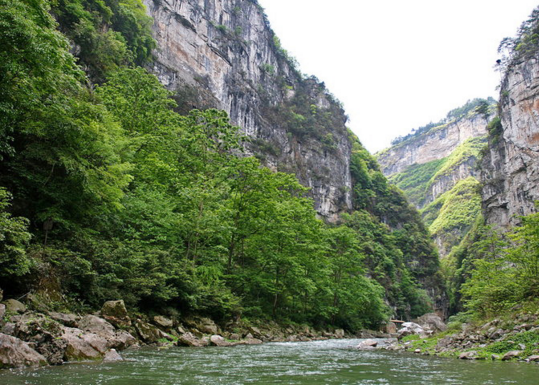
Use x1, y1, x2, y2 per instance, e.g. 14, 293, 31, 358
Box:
482, 56, 539, 228
143, 0, 352, 220
377, 114, 489, 177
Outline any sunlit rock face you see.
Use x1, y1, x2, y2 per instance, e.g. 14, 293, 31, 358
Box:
482, 57, 539, 228
143, 0, 352, 220
377, 115, 489, 178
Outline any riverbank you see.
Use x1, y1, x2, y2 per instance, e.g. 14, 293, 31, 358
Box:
389, 309, 539, 364
0, 296, 365, 369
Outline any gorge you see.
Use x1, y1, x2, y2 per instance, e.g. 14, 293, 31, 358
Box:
1, 0, 539, 379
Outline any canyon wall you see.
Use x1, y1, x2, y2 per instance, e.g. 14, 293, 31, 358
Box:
143, 0, 352, 220
481, 56, 539, 228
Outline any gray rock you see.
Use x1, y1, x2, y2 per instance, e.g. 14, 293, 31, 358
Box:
357, 339, 378, 349
48, 312, 79, 328
103, 349, 123, 362
101, 300, 131, 327
229, 333, 241, 341
210, 335, 234, 347
527, 355, 539, 362
153, 315, 173, 329
0, 304, 5, 322
14, 313, 66, 365
1, 323, 16, 336
0, 333, 48, 369
416, 313, 447, 333
398, 322, 425, 338
79, 315, 136, 350
2, 299, 26, 314
177, 332, 206, 347
240, 338, 263, 345
502, 350, 522, 361
334, 329, 345, 338
61, 327, 106, 361
134, 320, 161, 344
459, 351, 479, 360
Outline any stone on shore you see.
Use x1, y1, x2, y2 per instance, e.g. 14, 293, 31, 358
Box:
134, 319, 162, 344
103, 349, 124, 362
101, 300, 131, 327
61, 327, 107, 361
177, 332, 207, 347
210, 335, 235, 347
0, 333, 48, 369
49, 312, 79, 328
502, 350, 522, 361
2, 299, 27, 314
357, 339, 378, 349
153, 316, 174, 329
79, 315, 136, 350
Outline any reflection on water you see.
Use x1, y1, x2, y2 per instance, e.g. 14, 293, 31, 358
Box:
1, 339, 538, 384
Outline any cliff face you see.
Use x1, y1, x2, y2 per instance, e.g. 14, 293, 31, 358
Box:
377, 101, 493, 258
142, 0, 352, 220
377, 113, 489, 177
482, 56, 539, 228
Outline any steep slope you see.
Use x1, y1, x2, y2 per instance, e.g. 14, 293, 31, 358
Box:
482, 31, 539, 228
377, 100, 495, 258
142, 0, 352, 221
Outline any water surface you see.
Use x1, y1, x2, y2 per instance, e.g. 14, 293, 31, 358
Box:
1, 339, 538, 384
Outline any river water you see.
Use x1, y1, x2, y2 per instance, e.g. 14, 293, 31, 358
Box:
1, 339, 538, 384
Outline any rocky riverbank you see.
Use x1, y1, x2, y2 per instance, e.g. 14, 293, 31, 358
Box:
0, 296, 357, 370
387, 312, 539, 364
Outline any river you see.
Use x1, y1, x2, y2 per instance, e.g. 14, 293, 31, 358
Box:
1, 339, 538, 384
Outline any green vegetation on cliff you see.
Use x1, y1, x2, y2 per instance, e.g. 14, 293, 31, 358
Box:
0, 0, 441, 330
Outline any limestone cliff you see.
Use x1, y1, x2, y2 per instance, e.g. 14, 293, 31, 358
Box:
376, 100, 495, 258
377, 106, 491, 178
142, 0, 352, 220
481, 56, 539, 228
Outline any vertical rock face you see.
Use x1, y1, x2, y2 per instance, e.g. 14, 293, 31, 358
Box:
376, 101, 494, 258
143, 0, 352, 220
482, 57, 539, 228
377, 114, 489, 177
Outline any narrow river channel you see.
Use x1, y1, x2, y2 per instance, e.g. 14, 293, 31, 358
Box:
1, 339, 538, 384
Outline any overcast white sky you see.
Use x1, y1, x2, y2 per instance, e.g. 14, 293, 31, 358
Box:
257, 1, 538, 153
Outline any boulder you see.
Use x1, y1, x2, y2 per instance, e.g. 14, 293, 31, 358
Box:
416, 313, 447, 333
240, 338, 263, 345
459, 351, 479, 360
198, 318, 219, 335
134, 320, 162, 344
153, 316, 173, 329
2, 299, 26, 314
79, 315, 137, 350
502, 350, 522, 361
0, 304, 5, 322
229, 333, 241, 341
210, 335, 234, 347
177, 332, 207, 347
249, 326, 262, 337
527, 355, 539, 362
384, 322, 397, 334
14, 313, 67, 365
357, 339, 378, 349
334, 329, 345, 338
0, 333, 48, 369
61, 327, 106, 361
398, 322, 425, 338
101, 300, 131, 327
1, 323, 16, 336
49, 312, 78, 328
103, 349, 123, 362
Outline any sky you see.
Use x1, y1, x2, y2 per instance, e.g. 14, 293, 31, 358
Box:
257, 0, 539, 153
